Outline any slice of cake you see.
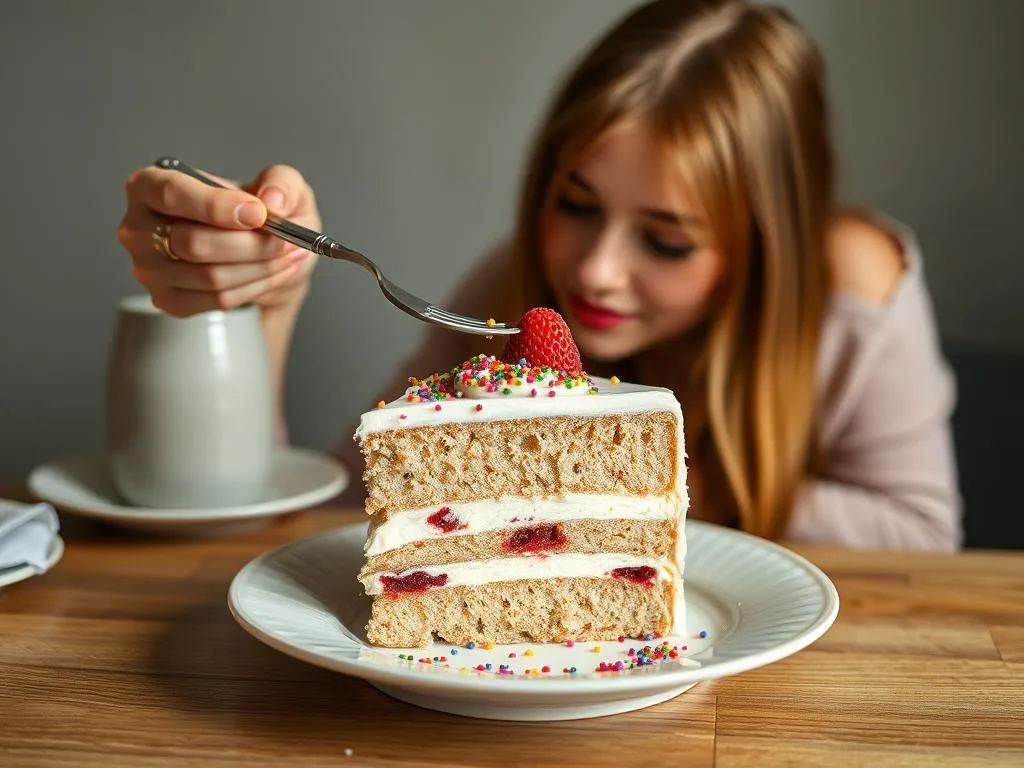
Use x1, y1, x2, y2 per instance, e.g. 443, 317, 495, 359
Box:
355, 308, 687, 648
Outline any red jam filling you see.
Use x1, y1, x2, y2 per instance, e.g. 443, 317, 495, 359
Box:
611, 566, 657, 587
426, 506, 464, 533
380, 571, 448, 597
502, 523, 567, 553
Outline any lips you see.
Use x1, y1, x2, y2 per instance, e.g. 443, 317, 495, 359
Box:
567, 294, 629, 331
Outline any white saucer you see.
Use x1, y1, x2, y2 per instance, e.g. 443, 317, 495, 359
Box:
27, 447, 348, 533
228, 520, 839, 721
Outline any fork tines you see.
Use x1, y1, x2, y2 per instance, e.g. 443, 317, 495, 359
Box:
423, 306, 510, 329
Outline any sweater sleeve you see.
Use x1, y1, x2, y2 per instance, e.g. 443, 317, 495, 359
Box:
786, 257, 964, 551
330, 241, 512, 502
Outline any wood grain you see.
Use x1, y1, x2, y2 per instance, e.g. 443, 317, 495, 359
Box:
990, 625, 1024, 664
1, 484, 1023, 766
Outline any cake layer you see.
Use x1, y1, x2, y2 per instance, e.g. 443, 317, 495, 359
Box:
360, 518, 678, 575
365, 576, 678, 647
364, 492, 683, 554
355, 363, 689, 650
360, 412, 679, 515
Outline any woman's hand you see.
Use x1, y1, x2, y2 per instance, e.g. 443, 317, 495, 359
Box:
117, 163, 321, 318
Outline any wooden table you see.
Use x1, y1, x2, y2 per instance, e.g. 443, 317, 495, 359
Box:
2, 487, 1023, 767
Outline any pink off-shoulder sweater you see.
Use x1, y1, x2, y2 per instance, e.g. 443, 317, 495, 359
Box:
334, 216, 963, 551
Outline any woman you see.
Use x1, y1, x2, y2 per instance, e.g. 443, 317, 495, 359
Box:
117, 0, 962, 549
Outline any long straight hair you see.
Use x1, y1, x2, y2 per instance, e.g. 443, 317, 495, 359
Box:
500, 0, 834, 539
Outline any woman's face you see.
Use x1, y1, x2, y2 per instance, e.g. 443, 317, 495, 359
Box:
541, 121, 725, 362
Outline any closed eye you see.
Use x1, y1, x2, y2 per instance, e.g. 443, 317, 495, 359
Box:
643, 232, 695, 259
555, 194, 601, 218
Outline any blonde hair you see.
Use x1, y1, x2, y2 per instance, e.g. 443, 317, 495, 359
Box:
502, 0, 834, 539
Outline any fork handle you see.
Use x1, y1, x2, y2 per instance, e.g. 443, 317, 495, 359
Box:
154, 156, 381, 277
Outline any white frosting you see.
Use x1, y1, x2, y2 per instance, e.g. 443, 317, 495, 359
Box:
454, 376, 591, 399
676, 519, 688, 574
358, 376, 677, 434
364, 492, 683, 556
361, 552, 685, 634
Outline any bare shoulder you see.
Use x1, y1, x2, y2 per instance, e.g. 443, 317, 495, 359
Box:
827, 214, 906, 304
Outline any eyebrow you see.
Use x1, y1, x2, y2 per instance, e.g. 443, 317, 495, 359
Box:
568, 172, 700, 226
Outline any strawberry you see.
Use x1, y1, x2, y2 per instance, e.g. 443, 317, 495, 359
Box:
501, 307, 583, 373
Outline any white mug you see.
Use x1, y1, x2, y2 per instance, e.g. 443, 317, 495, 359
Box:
105, 295, 275, 508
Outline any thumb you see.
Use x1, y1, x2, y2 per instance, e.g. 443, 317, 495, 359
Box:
245, 164, 318, 223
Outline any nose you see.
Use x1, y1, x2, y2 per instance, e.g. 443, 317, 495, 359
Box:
576, 225, 630, 296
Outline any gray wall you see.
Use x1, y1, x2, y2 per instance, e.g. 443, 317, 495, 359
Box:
1, 0, 1022, 484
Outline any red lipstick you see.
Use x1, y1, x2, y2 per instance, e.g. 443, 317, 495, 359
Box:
568, 294, 628, 331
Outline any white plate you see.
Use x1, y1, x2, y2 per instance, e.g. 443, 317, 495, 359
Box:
27, 447, 348, 533
228, 520, 839, 721
0, 535, 64, 589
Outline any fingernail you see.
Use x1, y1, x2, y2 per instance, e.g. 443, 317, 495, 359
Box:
236, 202, 264, 227
289, 249, 308, 264
260, 186, 287, 212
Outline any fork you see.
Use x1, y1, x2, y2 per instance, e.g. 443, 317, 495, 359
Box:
154, 157, 518, 336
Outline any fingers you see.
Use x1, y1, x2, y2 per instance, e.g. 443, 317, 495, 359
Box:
147, 261, 306, 317
121, 206, 311, 299
119, 162, 321, 319
246, 164, 320, 226
125, 167, 267, 230
120, 211, 294, 266
137, 250, 307, 293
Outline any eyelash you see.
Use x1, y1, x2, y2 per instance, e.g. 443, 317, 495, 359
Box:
555, 195, 600, 218
642, 234, 695, 260
555, 195, 696, 260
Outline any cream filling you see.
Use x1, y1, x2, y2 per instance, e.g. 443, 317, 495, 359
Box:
360, 553, 685, 633
364, 493, 684, 556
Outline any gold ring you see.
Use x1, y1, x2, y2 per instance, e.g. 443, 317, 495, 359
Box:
152, 222, 180, 261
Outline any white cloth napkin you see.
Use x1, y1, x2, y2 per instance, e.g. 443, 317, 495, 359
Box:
0, 500, 60, 572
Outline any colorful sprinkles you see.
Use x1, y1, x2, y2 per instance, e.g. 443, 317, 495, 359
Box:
391, 632, 707, 678
596, 641, 681, 672
456, 354, 590, 395
397, 354, 593, 404
403, 371, 457, 403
